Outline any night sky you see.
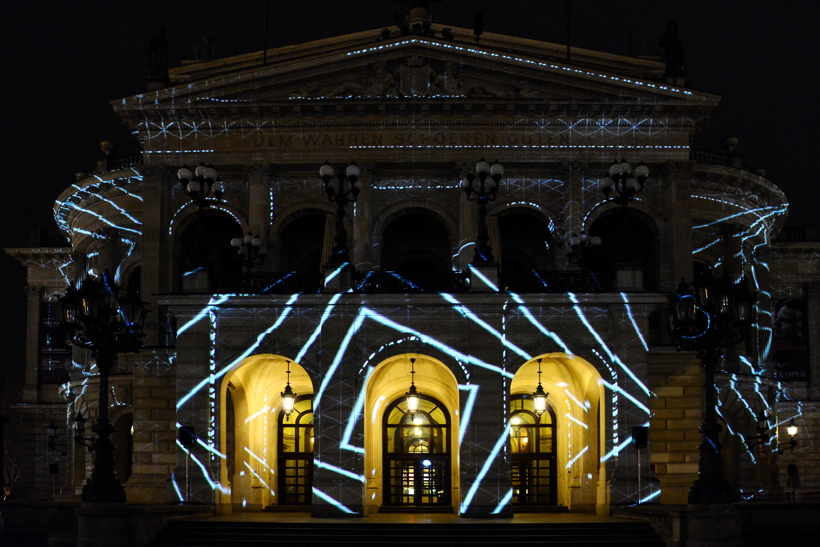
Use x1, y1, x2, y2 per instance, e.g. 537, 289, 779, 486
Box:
1, 1, 818, 389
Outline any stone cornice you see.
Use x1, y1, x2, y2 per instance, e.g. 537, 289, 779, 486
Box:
5, 247, 73, 265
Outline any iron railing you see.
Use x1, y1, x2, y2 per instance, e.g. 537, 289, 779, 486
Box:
215, 271, 323, 294
501, 270, 613, 293
354, 271, 470, 294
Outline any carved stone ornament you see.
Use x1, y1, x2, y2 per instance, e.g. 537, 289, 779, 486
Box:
320, 57, 548, 100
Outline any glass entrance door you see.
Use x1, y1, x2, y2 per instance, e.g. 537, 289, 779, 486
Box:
278, 397, 314, 505
510, 396, 557, 506
383, 395, 450, 507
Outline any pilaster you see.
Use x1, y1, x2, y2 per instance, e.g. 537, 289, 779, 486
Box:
245, 164, 272, 247
23, 285, 41, 402
140, 165, 174, 347
352, 163, 375, 272
663, 160, 694, 292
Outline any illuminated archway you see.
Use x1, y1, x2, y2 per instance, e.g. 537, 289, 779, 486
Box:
510, 353, 605, 511
364, 354, 460, 514
218, 354, 313, 512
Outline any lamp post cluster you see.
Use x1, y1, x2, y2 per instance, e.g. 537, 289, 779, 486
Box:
59, 270, 148, 502
462, 158, 504, 265
177, 162, 225, 266
599, 159, 649, 207
319, 161, 361, 265
668, 272, 755, 504
231, 232, 267, 274
566, 230, 601, 266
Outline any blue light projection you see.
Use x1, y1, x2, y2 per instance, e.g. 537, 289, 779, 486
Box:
337, 38, 696, 96
569, 293, 651, 397
312, 487, 358, 515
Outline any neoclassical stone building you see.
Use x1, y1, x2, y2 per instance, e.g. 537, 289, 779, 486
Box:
6, 8, 817, 521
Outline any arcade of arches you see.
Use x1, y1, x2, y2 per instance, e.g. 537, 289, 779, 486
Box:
217, 352, 604, 514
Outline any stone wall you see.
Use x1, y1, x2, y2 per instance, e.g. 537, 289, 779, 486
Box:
648, 349, 702, 505
777, 400, 820, 498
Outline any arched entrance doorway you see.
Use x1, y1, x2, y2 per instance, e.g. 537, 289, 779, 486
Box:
278, 395, 314, 505
383, 394, 450, 507
509, 396, 557, 506
218, 355, 313, 512
363, 353, 460, 514
510, 354, 605, 511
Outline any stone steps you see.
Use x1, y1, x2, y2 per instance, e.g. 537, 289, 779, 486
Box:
148, 520, 666, 546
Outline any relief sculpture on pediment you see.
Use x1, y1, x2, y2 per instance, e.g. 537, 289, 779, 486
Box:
316, 56, 547, 100
328, 61, 399, 98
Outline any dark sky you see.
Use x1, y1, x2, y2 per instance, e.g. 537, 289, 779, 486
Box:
1, 0, 818, 382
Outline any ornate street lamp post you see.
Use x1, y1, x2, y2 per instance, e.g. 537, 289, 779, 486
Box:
668, 272, 755, 504
599, 158, 649, 207
566, 230, 601, 267
231, 232, 266, 275
319, 161, 361, 265
462, 158, 504, 265
59, 271, 148, 502
177, 162, 225, 266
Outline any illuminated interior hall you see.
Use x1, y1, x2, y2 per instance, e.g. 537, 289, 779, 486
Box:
6, 4, 818, 533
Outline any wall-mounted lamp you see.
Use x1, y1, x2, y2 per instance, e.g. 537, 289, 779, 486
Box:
281, 360, 296, 421
46, 420, 67, 456
532, 358, 548, 420
73, 412, 94, 451
778, 419, 799, 454
746, 410, 770, 454
406, 358, 420, 418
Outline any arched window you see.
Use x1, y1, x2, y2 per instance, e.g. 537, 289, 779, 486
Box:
510, 395, 557, 506
383, 394, 450, 507
178, 212, 243, 277
279, 212, 327, 273
381, 212, 451, 274
587, 211, 658, 290
278, 396, 314, 506
498, 210, 553, 273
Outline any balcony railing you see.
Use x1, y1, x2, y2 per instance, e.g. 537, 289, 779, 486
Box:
215, 271, 323, 294
212, 270, 611, 294
354, 271, 470, 293
500, 270, 613, 293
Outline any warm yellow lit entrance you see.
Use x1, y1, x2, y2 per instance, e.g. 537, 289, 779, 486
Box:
218, 354, 313, 512
278, 396, 314, 505
383, 394, 450, 507
510, 396, 557, 506
364, 354, 460, 514
511, 354, 605, 512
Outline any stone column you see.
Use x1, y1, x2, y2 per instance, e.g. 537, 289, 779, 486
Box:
662, 161, 694, 292
807, 282, 820, 400
352, 163, 374, 272
559, 160, 586, 270
722, 227, 743, 281
22, 285, 41, 402
455, 162, 475, 271
140, 165, 174, 347
245, 164, 272, 246
96, 228, 118, 275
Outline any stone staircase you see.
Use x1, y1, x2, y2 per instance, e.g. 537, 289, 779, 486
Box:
148, 520, 666, 546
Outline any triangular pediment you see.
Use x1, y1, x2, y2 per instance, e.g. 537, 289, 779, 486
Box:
115, 24, 718, 124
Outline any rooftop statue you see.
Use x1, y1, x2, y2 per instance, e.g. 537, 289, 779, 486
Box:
658, 19, 685, 80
